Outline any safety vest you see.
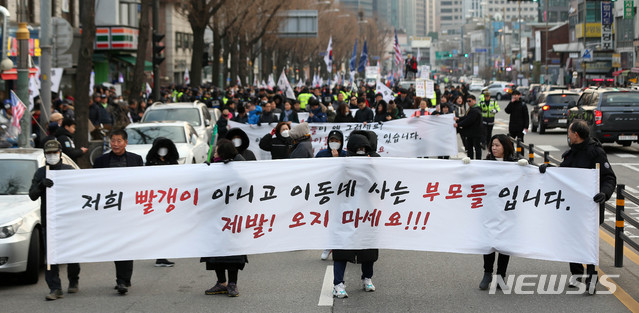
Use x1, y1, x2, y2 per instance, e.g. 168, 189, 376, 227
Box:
479, 93, 485, 103
223, 97, 229, 105
297, 92, 313, 110
480, 99, 500, 119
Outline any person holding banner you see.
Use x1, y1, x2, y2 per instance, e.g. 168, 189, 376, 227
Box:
478, 134, 525, 290
202, 139, 248, 297
259, 122, 293, 159
455, 95, 483, 160
93, 129, 144, 295
334, 103, 355, 123
354, 98, 374, 123
374, 101, 390, 122
332, 133, 379, 298
541, 119, 616, 294
411, 100, 430, 117
225, 128, 257, 161
29, 140, 80, 301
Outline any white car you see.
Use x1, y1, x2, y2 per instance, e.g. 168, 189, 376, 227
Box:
141, 101, 215, 145
0, 148, 79, 283
469, 81, 484, 91
124, 121, 210, 164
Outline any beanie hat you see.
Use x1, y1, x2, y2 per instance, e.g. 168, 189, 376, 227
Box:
289, 122, 310, 140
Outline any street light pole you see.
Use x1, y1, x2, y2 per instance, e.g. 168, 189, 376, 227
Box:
17, 0, 31, 147
544, 0, 549, 83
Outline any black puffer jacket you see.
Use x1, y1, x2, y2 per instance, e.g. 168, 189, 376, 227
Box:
29, 160, 75, 228
457, 105, 483, 138
146, 137, 180, 166
259, 132, 293, 159
350, 130, 380, 157
225, 128, 256, 161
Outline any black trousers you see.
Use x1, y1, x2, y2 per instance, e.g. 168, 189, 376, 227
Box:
115, 260, 133, 286
509, 131, 525, 142
45, 263, 80, 292
483, 124, 494, 147
483, 252, 510, 276
215, 263, 242, 284
569, 263, 596, 276
464, 136, 482, 160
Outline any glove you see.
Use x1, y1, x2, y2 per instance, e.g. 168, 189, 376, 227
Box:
491, 109, 497, 114
270, 128, 277, 136
517, 159, 529, 166
538, 164, 553, 174
593, 192, 606, 204
43, 178, 54, 188
462, 157, 471, 165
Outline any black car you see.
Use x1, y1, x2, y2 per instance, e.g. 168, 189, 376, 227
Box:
530, 91, 579, 134
567, 88, 639, 146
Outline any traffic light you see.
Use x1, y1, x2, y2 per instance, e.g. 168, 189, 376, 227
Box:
464, 53, 469, 58
153, 33, 165, 65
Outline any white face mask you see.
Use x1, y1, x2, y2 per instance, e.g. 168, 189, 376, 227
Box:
356, 149, 367, 155
46, 153, 61, 165
158, 147, 168, 157
329, 142, 340, 150
232, 138, 242, 147
280, 130, 290, 138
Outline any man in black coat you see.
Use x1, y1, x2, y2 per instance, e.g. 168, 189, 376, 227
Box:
354, 97, 374, 123
29, 140, 79, 301
56, 118, 88, 163
504, 90, 529, 141
541, 119, 616, 294
455, 95, 483, 159
93, 129, 144, 295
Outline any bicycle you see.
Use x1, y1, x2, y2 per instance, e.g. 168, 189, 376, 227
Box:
89, 126, 111, 166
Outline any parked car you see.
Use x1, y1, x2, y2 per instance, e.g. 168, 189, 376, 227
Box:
530, 91, 579, 134
124, 121, 210, 164
469, 80, 484, 91
567, 88, 639, 146
0, 148, 79, 284
481, 81, 514, 100
141, 101, 215, 145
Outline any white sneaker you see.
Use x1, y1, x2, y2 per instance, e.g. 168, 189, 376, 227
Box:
321, 249, 331, 260
362, 278, 376, 292
333, 283, 348, 298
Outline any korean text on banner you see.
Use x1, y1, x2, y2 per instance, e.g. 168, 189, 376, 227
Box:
46, 158, 599, 265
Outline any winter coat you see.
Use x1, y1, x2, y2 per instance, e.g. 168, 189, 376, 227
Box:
259, 133, 293, 159
93, 151, 144, 168
504, 100, 529, 134
55, 127, 83, 162
349, 130, 381, 157
334, 112, 355, 123
146, 137, 180, 166
308, 106, 327, 123
315, 130, 347, 157
279, 110, 300, 123
354, 107, 374, 123
247, 105, 263, 125
259, 111, 278, 125
225, 128, 256, 161
457, 105, 483, 138
289, 136, 313, 159
560, 138, 617, 224
29, 161, 75, 228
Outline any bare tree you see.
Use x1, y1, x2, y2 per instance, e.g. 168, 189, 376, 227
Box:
74, 0, 96, 168
128, 0, 152, 103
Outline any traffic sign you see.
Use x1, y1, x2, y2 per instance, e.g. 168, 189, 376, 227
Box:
582, 49, 593, 61
55, 54, 73, 68
53, 17, 73, 54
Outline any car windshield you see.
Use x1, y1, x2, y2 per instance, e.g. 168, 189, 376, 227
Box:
602, 92, 639, 107
546, 94, 579, 105
125, 126, 187, 145
0, 159, 38, 195
143, 108, 201, 126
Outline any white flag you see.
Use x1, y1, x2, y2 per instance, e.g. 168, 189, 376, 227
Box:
297, 80, 304, 88
267, 74, 275, 90
184, 68, 190, 85
51, 68, 64, 93
145, 82, 152, 98
375, 80, 395, 103
277, 70, 296, 100
324, 36, 333, 73
89, 71, 95, 96
261, 80, 267, 89
253, 76, 258, 87
236, 75, 242, 87
28, 75, 40, 110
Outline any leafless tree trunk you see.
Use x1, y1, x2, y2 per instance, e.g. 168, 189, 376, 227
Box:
74, 0, 96, 168
129, 0, 151, 103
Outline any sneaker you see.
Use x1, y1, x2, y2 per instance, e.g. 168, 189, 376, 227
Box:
116, 283, 128, 295
46, 289, 63, 301
227, 283, 239, 297
205, 282, 228, 295
320, 250, 331, 260
479, 273, 493, 290
362, 278, 376, 292
568, 276, 583, 288
155, 259, 175, 267
333, 283, 348, 298
68, 282, 79, 294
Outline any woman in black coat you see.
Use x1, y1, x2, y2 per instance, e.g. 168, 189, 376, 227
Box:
259, 122, 293, 159
334, 103, 355, 123
201, 139, 248, 297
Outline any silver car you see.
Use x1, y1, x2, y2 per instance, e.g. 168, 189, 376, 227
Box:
0, 148, 79, 283
141, 101, 216, 145
124, 121, 210, 164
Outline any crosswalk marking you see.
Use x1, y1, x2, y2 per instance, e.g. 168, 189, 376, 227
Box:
614, 153, 638, 158
318, 265, 334, 306
619, 164, 639, 173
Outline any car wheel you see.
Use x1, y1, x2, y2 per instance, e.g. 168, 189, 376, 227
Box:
22, 228, 41, 284
539, 121, 546, 134
496, 93, 503, 100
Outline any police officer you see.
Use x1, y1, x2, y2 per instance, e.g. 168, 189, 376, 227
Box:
540, 119, 616, 295
479, 91, 500, 149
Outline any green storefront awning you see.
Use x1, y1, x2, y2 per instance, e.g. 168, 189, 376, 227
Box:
114, 55, 153, 72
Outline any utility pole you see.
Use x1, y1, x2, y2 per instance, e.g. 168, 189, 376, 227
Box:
544, 0, 549, 83
151, 0, 164, 101
40, 0, 52, 130
17, 0, 31, 147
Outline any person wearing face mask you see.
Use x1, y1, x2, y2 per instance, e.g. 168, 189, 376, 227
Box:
259, 122, 293, 159
225, 128, 256, 160
288, 122, 313, 158
315, 130, 347, 158
29, 140, 80, 301
145, 137, 180, 267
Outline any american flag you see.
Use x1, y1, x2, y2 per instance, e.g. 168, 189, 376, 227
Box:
394, 29, 402, 68
10, 90, 26, 131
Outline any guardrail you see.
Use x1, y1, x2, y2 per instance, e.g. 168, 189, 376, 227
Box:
509, 137, 639, 268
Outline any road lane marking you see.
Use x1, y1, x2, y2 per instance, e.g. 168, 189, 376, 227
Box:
614, 153, 638, 158
535, 145, 560, 151
597, 267, 639, 312
619, 164, 639, 173
318, 265, 334, 306
600, 230, 639, 266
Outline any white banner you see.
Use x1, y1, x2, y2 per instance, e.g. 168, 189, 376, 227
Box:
51, 68, 64, 93
47, 158, 600, 265
415, 80, 426, 97
228, 115, 458, 160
